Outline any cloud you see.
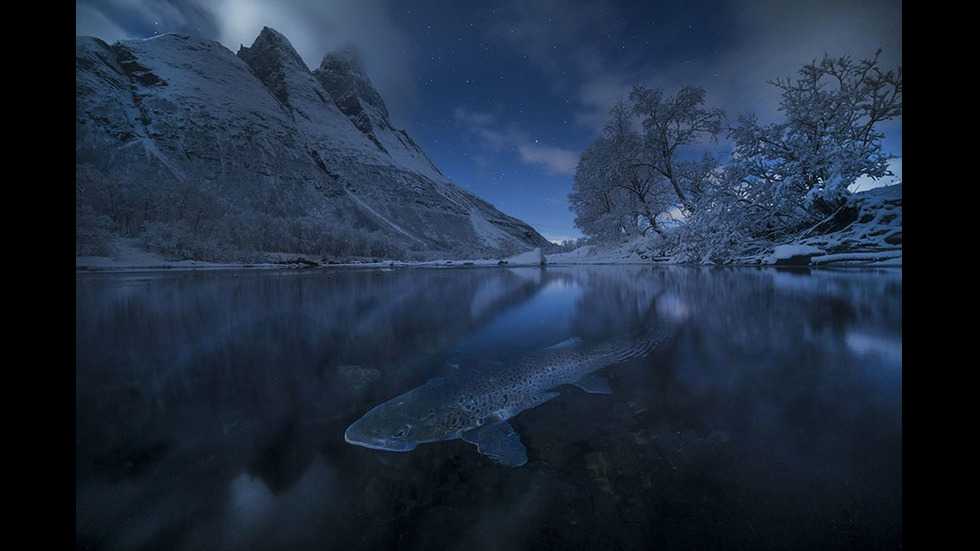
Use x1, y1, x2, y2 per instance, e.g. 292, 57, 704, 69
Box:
573, 71, 633, 133
516, 144, 579, 176
488, 0, 622, 77
75, 0, 220, 42
454, 107, 579, 175
453, 107, 509, 151
75, 0, 417, 128
76, 3, 130, 43
215, 0, 418, 125
484, 0, 901, 155
454, 107, 500, 132
486, 0, 626, 125
716, 0, 902, 121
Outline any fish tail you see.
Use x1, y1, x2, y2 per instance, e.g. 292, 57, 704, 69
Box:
606, 336, 659, 364
617, 324, 675, 362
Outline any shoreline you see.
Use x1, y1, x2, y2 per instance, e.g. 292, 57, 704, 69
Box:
76, 253, 903, 273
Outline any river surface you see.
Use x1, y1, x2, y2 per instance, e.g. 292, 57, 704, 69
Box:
76, 265, 902, 550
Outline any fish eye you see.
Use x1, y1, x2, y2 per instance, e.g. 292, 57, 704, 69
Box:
391, 424, 412, 439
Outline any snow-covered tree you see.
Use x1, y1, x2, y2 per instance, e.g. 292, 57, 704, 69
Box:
569, 101, 674, 239
728, 50, 902, 221
569, 136, 641, 239
629, 85, 725, 214
570, 89, 723, 240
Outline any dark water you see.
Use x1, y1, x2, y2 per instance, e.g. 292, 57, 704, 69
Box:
76, 265, 902, 550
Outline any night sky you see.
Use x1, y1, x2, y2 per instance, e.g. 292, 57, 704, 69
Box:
76, 0, 903, 242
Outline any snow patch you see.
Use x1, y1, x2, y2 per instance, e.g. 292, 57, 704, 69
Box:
342, 186, 425, 245
468, 210, 508, 249
504, 247, 546, 266
765, 244, 825, 264
811, 251, 903, 265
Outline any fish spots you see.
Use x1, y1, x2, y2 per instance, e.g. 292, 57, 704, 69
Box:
445, 412, 465, 430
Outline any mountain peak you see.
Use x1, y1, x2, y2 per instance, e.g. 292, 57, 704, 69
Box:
237, 26, 312, 108
315, 45, 389, 122
239, 26, 308, 71
324, 45, 367, 77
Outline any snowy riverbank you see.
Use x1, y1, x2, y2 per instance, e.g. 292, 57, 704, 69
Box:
549, 183, 902, 267
76, 184, 901, 272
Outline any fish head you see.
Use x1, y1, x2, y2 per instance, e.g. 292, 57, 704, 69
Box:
344, 382, 466, 452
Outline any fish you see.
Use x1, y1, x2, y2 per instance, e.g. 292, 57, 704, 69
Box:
344, 329, 671, 466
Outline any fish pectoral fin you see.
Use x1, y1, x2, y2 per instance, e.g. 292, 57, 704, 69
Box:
571, 373, 613, 394
461, 421, 528, 467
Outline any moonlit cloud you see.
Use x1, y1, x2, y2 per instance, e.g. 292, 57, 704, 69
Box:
213, 0, 413, 95
453, 107, 499, 130
516, 144, 579, 176
454, 107, 579, 176
75, 0, 220, 42
76, 3, 130, 43
75, 0, 418, 127
574, 71, 633, 131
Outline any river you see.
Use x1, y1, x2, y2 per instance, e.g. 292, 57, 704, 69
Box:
76, 264, 902, 550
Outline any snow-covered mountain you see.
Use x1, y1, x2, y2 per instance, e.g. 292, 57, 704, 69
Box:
75, 27, 552, 261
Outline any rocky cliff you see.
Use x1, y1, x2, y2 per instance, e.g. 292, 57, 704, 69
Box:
76, 27, 552, 261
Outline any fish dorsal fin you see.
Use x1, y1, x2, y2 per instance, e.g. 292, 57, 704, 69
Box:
461, 421, 528, 467
571, 372, 613, 394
